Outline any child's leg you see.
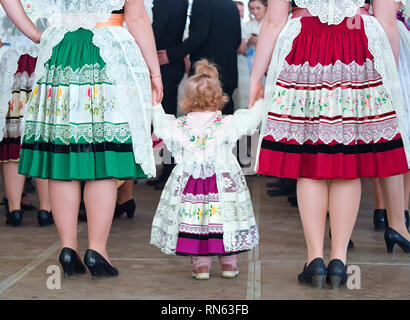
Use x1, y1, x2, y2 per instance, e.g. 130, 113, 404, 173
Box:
191, 256, 212, 280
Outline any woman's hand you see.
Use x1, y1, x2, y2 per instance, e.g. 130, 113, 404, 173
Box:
248, 34, 259, 46
151, 75, 164, 105
248, 80, 264, 109
34, 29, 43, 44
238, 39, 247, 56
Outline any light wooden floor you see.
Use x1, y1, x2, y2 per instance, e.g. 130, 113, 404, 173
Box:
0, 176, 409, 300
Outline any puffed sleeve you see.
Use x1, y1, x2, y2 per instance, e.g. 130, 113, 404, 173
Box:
226, 99, 265, 142
151, 104, 177, 142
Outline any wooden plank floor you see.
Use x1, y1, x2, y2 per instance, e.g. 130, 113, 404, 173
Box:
0, 176, 409, 300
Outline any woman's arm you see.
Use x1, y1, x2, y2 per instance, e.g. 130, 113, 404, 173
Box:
373, 0, 401, 66
248, 0, 290, 108
125, 0, 163, 104
0, 0, 42, 43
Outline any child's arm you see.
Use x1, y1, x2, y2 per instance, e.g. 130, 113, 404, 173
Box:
152, 104, 177, 142
227, 99, 265, 141
1, 0, 42, 43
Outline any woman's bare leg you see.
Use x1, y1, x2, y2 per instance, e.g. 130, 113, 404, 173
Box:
36, 178, 51, 211
49, 180, 81, 250
84, 179, 117, 263
380, 175, 410, 241
3, 161, 25, 211
297, 178, 329, 264
328, 179, 361, 263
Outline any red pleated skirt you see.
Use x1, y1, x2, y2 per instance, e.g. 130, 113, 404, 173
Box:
257, 16, 409, 179
0, 54, 37, 162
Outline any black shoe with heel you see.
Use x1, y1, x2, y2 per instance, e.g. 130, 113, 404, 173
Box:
58, 248, 86, 277
326, 259, 347, 290
38, 210, 54, 227
114, 199, 136, 219
374, 209, 388, 231
373, 209, 409, 231
84, 249, 119, 279
298, 258, 327, 288
6, 210, 23, 227
384, 227, 410, 253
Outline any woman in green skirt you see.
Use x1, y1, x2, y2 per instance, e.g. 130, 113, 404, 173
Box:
1, 0, 163, 278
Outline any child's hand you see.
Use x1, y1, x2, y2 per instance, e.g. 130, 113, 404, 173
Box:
248, 81, 264, 109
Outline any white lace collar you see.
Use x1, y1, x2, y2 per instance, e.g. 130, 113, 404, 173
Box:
294, 0, 366, 25
186, 110, 222, 130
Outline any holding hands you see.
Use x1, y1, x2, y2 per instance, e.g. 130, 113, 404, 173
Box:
151, 74, 164, 105
248, 80, 264, 109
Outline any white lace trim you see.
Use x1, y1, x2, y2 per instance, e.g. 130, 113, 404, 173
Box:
294, 0, 365, 25
3, 118, 23, 139
278, 59, 382, 85
179, 223, 224, 235
181, 193, 220, 204
264, 115, 400, 145
32, 0, 153, 28
363, 15, 410, 168
13, 71, 36, 91
23, 121, 132, 144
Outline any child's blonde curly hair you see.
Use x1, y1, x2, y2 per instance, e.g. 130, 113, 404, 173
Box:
180, 59, 229, 113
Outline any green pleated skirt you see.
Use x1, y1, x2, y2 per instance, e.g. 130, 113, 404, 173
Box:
19, 29, 146, 180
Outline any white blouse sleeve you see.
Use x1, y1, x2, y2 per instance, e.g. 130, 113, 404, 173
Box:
227, 99, 265, 142
152, 104, 177, 142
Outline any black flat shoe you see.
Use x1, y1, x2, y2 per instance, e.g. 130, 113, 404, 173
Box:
59, 248, 86, 277
6, 210, 23, 227
267, 187, 293, 197
84, 249, 119, 279
384, 227, 410, 253
298, 257, 326, 288
326, 259, 347, 290
38, 210, 54, 227
21, 193, 36, 211
114, 199, 136, 219
266, 181, 282, 188
374, 209, 388, 231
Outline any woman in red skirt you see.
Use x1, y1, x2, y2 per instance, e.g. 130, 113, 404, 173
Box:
249, 0, 410, 289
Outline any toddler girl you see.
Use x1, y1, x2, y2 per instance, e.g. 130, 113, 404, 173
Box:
150, 59, 263, 279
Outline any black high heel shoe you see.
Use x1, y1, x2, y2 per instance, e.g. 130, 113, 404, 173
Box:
84, 249, 119, 279
37, 210, 54, 227
114, 199, 136, 219
326, 259, 347, 290
6, 210, 23, 227
298, 258, 327, 288
384, 227, 410, 253
405, 210, 409, 230
58, 248, 86, 277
